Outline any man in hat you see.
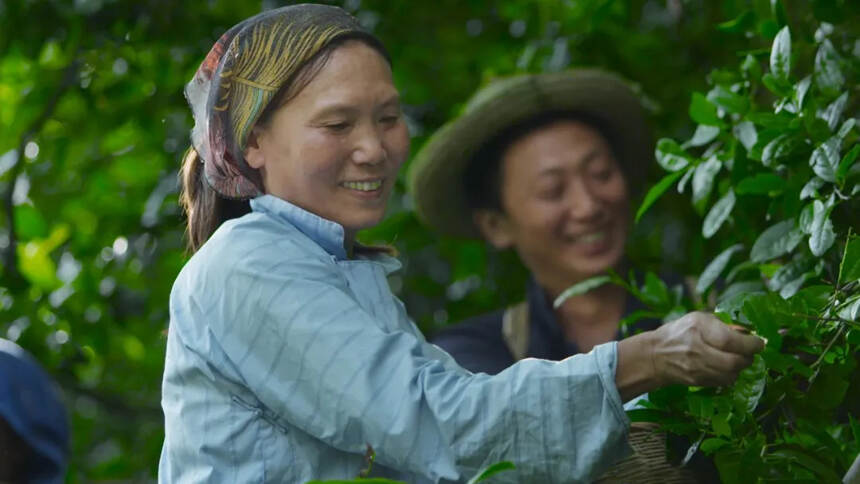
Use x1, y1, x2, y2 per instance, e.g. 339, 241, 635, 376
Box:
408, 70, 715, 481
0, 338, 69, 483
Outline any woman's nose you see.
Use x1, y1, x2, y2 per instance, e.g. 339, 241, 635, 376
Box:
352, 125, 386, 165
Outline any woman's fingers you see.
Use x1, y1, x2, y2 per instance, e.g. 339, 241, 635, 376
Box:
650, 312, 764, 387
700, 318, 765, 356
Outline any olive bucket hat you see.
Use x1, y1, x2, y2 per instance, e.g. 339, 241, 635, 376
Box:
407, 69, 654, 238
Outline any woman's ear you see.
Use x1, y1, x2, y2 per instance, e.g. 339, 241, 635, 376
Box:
244, 126, 267, 169
473, 209, 515, 249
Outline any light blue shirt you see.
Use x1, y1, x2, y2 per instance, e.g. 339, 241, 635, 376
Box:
159, 194, 632, 483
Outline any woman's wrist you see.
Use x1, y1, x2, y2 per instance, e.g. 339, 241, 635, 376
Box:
615, 330, 660, 402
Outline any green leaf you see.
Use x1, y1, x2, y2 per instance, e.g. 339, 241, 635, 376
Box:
715, 280, 764, 320
655, 138, 690, 172
808, 200, 835, 256
700, 438, 730, 454
761, 72, 792, 97
706, 85, 749, 115
16, 225, 70, 290
467, 461, 516, 484
838, 295, 860, 321
641, 272, 671, 309
761, 133, 798, 166
794, 76, 812, 109
810, 136, 841, 182
696, 244, 744, 294
692, 156, 722, 204
800, 177, 824, 200
750, 219, 803, 262
798, 203, 814, 234
717, 10, 754, 33
839, 236, 860, 283
740, 54, 762, 81
838, 118, 856, 138
741, 293, 785, 348
735, 173, 786, 195
836, 144, 859, 184
769, 26, 791, 80
732, 355, 766, 414
689, 92, 722, 126
818, 92, 848, 132
814, 39, 844, 95
732, 121, 757, 151
702, 189, 736, 239
635, 169, 686, 223
687, 124, 720, 147
38, 40, 66, 69
553, 275, 611, 308
711, 412, 732, 437
766, 255, 815, 295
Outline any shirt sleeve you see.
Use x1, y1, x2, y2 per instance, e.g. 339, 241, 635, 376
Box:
206, 253, 631, 482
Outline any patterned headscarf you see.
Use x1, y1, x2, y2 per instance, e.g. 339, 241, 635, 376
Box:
186, 4, 384, 199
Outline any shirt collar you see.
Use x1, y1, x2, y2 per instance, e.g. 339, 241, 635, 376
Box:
248, 195, 403, 274
250, 194, 348, 260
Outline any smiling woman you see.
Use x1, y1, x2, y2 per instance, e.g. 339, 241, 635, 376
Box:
242, 40, 409, 243
160, 5, 764, 483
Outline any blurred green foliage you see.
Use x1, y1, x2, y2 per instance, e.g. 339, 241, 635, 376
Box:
1, 0, 855, 480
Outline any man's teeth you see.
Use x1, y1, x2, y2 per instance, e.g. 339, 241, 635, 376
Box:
342, 180, 382, 191
574, 232, 605, 244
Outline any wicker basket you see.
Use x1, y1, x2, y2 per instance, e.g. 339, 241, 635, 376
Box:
594, 423, 700, 484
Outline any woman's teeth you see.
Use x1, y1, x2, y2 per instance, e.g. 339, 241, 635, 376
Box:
342, 180, 382, 191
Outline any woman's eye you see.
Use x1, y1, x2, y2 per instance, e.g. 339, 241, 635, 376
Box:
324, 122, 351, 132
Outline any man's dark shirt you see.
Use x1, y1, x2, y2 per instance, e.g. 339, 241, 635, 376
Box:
431, 277, 662, 375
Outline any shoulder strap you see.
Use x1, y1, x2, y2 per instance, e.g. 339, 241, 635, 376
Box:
501, 301, 530, 362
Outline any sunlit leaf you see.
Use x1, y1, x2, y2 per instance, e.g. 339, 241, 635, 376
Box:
732, 121, 757, 151
814, 39, 844, 95
553, 275, 611, 308
702, 189, 735, 238
696, 244, 743, 294
732, 355, 766, 414
769, 26, 791, 80
750, 219, 803, 262
655, 138, 690, 172
707, 85, 749, 115
692, 155, 721, 204
808, 200, 835, 256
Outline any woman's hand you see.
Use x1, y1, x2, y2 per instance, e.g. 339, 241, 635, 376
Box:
615, 312, 765, 401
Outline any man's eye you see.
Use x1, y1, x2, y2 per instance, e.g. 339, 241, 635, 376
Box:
380, 114, 400, 125
593, 169, 613, 181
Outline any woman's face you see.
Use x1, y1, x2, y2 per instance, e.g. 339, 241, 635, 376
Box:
245, 41, 410, 236
476, 120, 630, 293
